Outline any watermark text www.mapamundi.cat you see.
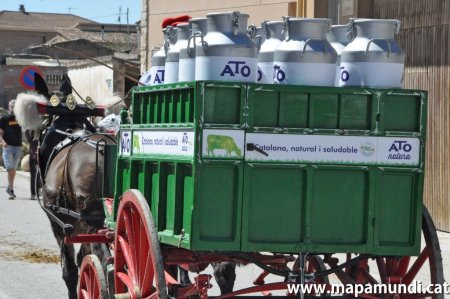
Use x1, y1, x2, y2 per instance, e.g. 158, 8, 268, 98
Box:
287, 281, 450, 297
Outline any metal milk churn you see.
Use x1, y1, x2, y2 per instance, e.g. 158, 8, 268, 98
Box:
258, 21, 283, 83
148, 31, 168, 85
165, 24, 189, 84
273, 17, 337, 86
195, 11, 258, 82
179, 18, 207, 82
339, 19, 405, 88
328, 24, 352, 86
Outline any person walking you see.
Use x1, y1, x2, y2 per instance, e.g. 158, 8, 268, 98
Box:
25, 129, 39, 200
0, 100, 22, 199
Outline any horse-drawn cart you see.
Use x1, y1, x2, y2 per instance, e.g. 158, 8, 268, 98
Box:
69, 81, 443, 298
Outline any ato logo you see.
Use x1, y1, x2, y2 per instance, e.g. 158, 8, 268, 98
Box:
182, 133, 190, 152
182, 133, 189, 144
389, 140, 412, 152
220, 61, 251, 77
121, 132, 131, 155
388, 140, 413, 161
153, 69, 165, 84
273, 65, 286, 82
340, 67, 349, 82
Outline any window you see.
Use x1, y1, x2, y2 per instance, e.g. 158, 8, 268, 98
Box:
105, 79, 113, 92
328, 0, 358, 24
46, 74, 63, 85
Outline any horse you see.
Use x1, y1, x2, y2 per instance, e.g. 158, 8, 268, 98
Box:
15, 73, 120, 299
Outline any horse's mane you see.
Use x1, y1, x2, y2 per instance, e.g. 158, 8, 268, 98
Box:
14, 92, 46, 130
99, 95, 125, 116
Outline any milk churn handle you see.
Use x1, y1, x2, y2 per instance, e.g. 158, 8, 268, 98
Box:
163, 38, 170, 57
365, 38, 391, 58
232, 11, 240, 36
247, 24, 257, 40
282, 16, 290, 40
349, 18, 357, 41
394, 20, 401, 34
255, 35, 262, 51
163, 26, 174, 56
301, 38, 328, 57
261, 21, 270, 39
187, 31, 204, 55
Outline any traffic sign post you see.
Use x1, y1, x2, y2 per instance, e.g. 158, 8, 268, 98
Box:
19, 66, 44, 90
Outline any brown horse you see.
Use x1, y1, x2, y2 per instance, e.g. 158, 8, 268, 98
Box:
43, 133, 115, 299
15, 74, 117, 299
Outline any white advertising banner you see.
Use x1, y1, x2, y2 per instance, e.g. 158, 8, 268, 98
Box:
132, 130, 194, 158
245, 134, 420, 166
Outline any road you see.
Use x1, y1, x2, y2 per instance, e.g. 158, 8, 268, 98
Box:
0, 168, 67, 298
1, 167, 449, 298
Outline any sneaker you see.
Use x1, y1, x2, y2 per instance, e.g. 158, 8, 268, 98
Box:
30, 195, 36, 200
6, 187, 15, 200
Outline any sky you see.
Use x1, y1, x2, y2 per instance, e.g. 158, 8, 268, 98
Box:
1, 0, 141, 24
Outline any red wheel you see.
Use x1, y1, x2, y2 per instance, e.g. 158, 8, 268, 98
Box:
114, 189, 167, 298
78, 254, 108, 299
320, 206, 444, 298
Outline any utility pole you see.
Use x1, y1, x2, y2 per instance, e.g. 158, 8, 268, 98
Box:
127, 7, 130, 50
68, 7, 76, 14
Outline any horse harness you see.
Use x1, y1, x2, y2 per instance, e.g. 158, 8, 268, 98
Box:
39, 131, 116, 236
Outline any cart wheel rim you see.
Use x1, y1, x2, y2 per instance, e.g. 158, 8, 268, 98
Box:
319, 205, 445, 298
114, 189, 167, 299
78, 254, 108, 299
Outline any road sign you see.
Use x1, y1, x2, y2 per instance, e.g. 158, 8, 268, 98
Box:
19, 66, 44, 90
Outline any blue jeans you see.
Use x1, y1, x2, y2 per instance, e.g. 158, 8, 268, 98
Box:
2, 146, 22, 170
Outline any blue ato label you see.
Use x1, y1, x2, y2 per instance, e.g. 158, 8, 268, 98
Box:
245, 134, 421, 166
273, 62, 336, 86
195, 56, 258, 82
339, 62, 404, 88
149, 66, 165, 85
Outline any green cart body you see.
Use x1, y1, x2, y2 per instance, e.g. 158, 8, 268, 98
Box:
107, 81, 427, 257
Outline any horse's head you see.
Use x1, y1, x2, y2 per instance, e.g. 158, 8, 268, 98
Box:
97, 113, 121, 135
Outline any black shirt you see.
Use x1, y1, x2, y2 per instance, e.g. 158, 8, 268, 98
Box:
0, 114, 22, 146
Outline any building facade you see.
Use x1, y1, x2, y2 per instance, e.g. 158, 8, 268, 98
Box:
0, 5, 139, 108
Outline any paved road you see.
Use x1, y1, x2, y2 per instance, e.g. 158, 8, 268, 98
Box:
1, 167, 449, 298
0, 168, 67, 299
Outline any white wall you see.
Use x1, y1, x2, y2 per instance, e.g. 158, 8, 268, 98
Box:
68, 65, 114, 106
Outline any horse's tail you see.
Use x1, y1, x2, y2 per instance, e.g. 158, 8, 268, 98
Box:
14, 93, 46, 130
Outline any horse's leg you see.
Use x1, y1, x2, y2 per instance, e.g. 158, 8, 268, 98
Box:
49, 222, 78, 299
212, 262, 236, 294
